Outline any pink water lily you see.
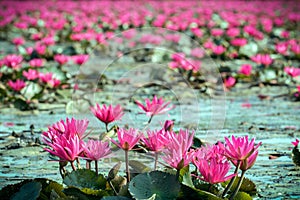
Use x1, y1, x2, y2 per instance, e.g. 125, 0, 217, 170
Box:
54, 54, 69, 65
284, 66, 300, 77
224, 77, 236, 88
110, 128, 141, 151
72, 54, 89, 65
7, 79, 26, 91
238, 64, 252, 76
91, 104, 124, 127
23, 69, 39, 80
292, 138, 299, 147
29, 58, 44, 67
82, 139, 111, 161
141, 130, 171, 152
162, 129, 194, 170
224, 135, 262, 161
135, 95, 174, 117
194, 158, 237, 184
3, 54, 23, 69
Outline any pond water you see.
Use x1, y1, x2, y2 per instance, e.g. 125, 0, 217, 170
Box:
0, 62, 299, 199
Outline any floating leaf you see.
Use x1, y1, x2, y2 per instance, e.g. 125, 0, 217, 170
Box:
11, 181, 42, 200
102, 196, 132, 200
129, 171, 180, 200
233, 191, 253, 200
179, 184, 221, 200
63, 187, 109, 200
35, 178, 66, 200
63, 169, 107, 190
222, 177, 256, 195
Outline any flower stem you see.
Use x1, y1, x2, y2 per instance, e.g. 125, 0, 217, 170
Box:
175, 169, 180, 180
222, 160, 241, 197
105, 123, 109, 133
154, 152, 158, 170
76, 158, 81, 169
230, 170, 246, 200
95, 160, 98, 175
147, 115, 153, 124
86, 161, 91, 169
71, 161, 77, 171
125, 150, 130, 182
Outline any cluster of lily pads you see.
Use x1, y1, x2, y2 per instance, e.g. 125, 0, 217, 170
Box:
1, 96, 264, 199
1, 1, 300, 110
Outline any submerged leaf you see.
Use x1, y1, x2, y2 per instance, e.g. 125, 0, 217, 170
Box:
11, 181, 42, 200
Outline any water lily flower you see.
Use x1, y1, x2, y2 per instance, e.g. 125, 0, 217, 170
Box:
238, 64, 252, 76
29, 58, 44, 67
91, 104, 124, 130
224, 135, 262, 161
82, 139, 111, 161
163, 120, 174, 132
292, 139, 299, 147
194, 158, 236, 184
3, 54, 23, 69
7, 79, 26, 91
44, 134, 83, 165
142, 130, 171, 152
110, 128, 141, 151
284, 66, 300, 78
72, 54, 89, 65
251, 54, 273, 66
193, 142, 226, 163
230, 38, 247, 47
224, 77, 236, 88
135, 95, 174, 117
23, 69, 39, 80
12, 37, 25, 46
212, 45, 226, 55
275, 42, 288, 55
54, 54, 69, 65
162, 129, 194, 170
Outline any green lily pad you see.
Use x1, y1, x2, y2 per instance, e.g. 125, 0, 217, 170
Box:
63, 169, 107, 190
11, 181, 42, 200
179, 184, 221, 200
63, 187, 110, 200
129, 171, 180, 200
222, 177, 257, 195
233, 191, 253, 200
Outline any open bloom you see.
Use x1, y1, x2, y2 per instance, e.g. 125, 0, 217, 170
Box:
44, 134, 83, 162
54, 54, 69, 65
23, 69, 39, 80
235, 150, 259, 171
238, 64, 252, 76
110, 128, 141, 151
91, 104, 124, 125
224, 135, 262, 161
141, 130, 171, 152
230, 38, 247, 47
12, 37, 25, 46
82, 139, 111, 161
135, 95, 174, 117
162, 129, 194, 170
194, 158, 236, 184
284, 66, 300, 78
29, 58, 44, 67
7, 79, 26, 91
251, 54, 273, 66
292, 139, 299, 147
3, 54, 23, 69
72, 54, 89, 65
193, 142, 226, 163
224, 77, 236, 88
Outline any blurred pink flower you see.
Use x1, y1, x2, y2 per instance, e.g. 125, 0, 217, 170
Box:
191, 28, 203, 37
23, 69, 39, 80
82, 139, 111, 161
230, 38, 247, 47
191, 48, 204, 58
48, 78, 61, 88
111, 128, 141, 151
242, 102, 252, 108
226, 28, 240, 37
251, 54, 273, 66
31, 33, 43, 41
163, 120, 174, 132
212, 45, 226, 55
281, 30, 290, 38
224, 135, 262, 161
42, 36, 56, 46
35, 44, 46, 55
54, 54, 69, 65
291, 44, 300, 55
29, 58, 44, 67
72, 54, 89, 65
3, 54, 23, 69
292, 139, 299, 147
194, 158, 236, 184
26, 47, 34, 55
39, 72, 53, 83
284, 66, 300, 77
141, 130, 171, 152
211, 29, 224, 36
162, 129, 194, 170
238, 64, 252, 76
12, 37, 25, 46
224, 77, 236, 88
275, 42, 288, 55
91, 104, 124, 125
135, 95, 174, 117
7, 79, 26, 91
